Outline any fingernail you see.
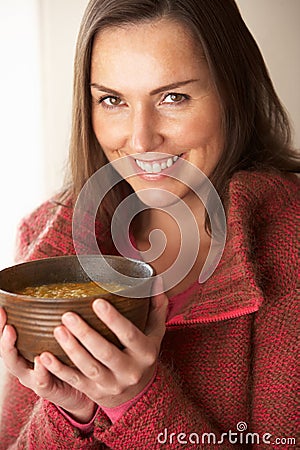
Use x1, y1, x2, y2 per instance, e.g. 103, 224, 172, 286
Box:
54, 326, 69, 342
153, 276, 164, 296
93, 299, 108, 313
40, 354, 52, 366
2, 325, 9, 339
63, 312, 78, 325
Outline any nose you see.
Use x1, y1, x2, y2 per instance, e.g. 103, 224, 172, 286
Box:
128, 106, 164, 154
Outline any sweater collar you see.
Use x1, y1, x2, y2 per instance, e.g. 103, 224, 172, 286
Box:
166, 232, 264, 325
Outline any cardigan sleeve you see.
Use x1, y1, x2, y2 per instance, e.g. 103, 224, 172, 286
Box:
93, 362, 234, 449
0, 200, 99, 449
1, 172, 298, 449
250, 291, 298, 446
91, 292, 298, 449
0, 200, 235, 450
0, 375, 102, 449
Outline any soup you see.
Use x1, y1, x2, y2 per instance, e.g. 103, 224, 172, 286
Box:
18, 281, 123, 299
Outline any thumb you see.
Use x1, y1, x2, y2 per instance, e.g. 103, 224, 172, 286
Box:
145, 276, 169, 336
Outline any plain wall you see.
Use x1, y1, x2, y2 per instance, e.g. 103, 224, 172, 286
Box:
39, 0, 89, 198
0, 0, 44, 406
237, 0, 300, 148
40, 0, 300, 196
0, 0, 299, 409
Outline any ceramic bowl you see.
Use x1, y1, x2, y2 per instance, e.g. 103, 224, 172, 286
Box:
0, 255, 154, 366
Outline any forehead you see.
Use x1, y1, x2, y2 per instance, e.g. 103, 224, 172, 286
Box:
90, 19, 206, 84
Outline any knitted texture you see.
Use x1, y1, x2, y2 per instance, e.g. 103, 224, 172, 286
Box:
0, 170, 298, 449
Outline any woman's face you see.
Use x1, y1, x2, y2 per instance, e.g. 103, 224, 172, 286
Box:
90, 19, 223, 206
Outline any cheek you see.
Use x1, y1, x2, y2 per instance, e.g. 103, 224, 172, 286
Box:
174, 103, 222, 150
92, 112, 124, 158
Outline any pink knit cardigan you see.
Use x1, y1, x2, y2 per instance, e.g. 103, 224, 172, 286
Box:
0, 170, 298, 449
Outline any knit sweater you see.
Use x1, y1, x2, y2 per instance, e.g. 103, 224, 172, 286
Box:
0, 170, 298, 449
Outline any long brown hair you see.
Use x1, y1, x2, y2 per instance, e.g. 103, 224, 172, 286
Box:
65, 0, 299, 229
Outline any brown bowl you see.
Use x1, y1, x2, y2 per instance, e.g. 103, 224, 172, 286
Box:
0, 255, 154, 366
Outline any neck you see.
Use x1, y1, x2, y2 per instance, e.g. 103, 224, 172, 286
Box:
132, 195, 211, 296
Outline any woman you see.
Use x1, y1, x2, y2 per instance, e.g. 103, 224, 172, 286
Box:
0, 0, 298, 448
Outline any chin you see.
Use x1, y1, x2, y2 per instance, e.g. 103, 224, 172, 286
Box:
135, 187, 182, 208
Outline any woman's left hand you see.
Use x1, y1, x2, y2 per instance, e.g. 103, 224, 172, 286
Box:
39, 288, 168, 422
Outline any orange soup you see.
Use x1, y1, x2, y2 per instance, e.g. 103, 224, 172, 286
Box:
18, 281, 123, 298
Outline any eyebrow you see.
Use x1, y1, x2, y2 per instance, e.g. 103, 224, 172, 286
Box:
90, 79, 200, 97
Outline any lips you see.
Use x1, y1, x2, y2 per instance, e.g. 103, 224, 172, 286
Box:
135, 155, 181, 174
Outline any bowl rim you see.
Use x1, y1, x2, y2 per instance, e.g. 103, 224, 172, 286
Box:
0, 254, 155, 301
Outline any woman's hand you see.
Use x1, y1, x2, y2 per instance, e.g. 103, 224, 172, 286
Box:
41, 287, 168, 415
0, 285, 168, 423
0, 306, 96, 422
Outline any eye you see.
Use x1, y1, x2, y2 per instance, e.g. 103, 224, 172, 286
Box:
161, 93, 189, 105
98, 95, 125, 109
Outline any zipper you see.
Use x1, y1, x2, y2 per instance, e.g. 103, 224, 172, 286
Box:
166, 304, 260, 328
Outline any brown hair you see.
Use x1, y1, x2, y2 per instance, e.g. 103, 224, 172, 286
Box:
65, 0, 299, 229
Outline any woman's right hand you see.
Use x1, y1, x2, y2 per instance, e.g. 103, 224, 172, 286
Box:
0, 306, 97, 423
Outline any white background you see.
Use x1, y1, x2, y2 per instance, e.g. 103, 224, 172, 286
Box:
0, 0, 299, 403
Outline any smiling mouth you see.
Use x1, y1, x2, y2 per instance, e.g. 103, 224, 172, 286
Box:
135, 154, 183, 174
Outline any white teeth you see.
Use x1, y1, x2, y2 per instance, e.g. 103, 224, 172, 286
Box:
144, 163, 153, 173
152, 163, 162, 173
166, 158, 173, 168
135, 155, 181, 174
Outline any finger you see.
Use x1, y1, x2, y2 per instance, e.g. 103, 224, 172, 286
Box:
0, 307, 7, 334
144, 279, 169, 337
33, 356, 54, 391
58, 315, 125, 375
92, 300, 159, 371
93, 299, 148, 354
39, 350, 88, 396
151, 275, 165, 297
0, 308, 7, 356
39, 352, 96, 422
0, 325, 31, 379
